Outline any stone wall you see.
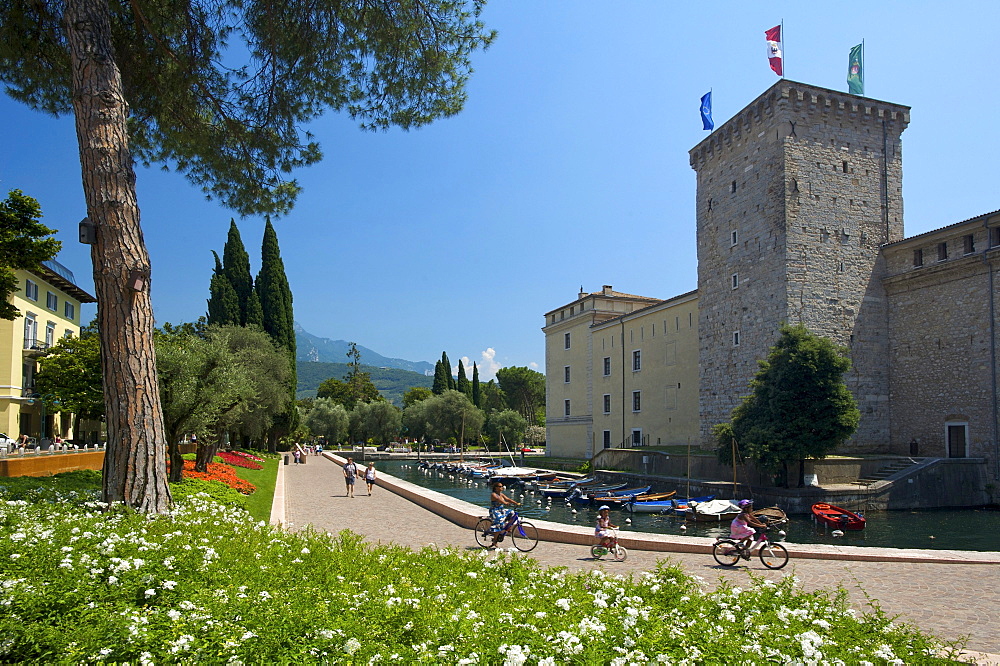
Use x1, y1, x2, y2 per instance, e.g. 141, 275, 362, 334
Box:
883, 215, 1000, 469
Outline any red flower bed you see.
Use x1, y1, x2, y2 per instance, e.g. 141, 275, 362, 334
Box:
179, 460, 256, 495
217, 451, 263, 470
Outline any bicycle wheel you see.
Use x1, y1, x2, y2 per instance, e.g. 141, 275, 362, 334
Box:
758, 541, 789, 570
712, 540, 741, 566
590, 545, 607, 559
511, 520, 539, 552
474, 518, 493, 549
612, 545, 628, 562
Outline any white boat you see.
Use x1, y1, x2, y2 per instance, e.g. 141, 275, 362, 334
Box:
686, 499, 740, 522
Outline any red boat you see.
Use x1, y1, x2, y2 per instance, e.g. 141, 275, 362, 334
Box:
811, 503, 866, 530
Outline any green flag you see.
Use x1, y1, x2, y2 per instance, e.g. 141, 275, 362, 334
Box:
847, 43, 864, 95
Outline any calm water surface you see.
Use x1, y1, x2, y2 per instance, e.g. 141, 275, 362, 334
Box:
378, 460, 1000, 552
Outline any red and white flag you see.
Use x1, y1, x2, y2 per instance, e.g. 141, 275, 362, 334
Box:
765, 25, 782, 76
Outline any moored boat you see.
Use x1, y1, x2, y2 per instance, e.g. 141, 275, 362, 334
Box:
667, 495, 716, 516
686, 499, 740, 522
753, 506, 789, 527
586, 487, 662, 508
811, 503, 866, 530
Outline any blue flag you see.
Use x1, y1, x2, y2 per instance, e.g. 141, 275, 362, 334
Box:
700, 92, 714, 130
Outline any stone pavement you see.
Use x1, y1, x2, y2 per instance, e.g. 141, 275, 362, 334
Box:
280, 454, 1000, 661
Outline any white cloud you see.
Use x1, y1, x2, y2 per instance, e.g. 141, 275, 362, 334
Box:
528, 361, 539, 370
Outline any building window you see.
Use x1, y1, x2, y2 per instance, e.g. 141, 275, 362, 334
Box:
25, 280, 38, 301
963, 234, 975, 255
733, 331, 740, 346
23, 313, 37, 349
45, 322, 55, 348
731, 180, 737, 193
937, 242, 947, 261
46, 292, 58, 311
603, 394, 611, 414
64, 302, 75, 321
631, 429, 642, 446
632, 350, 641, 371
731, 230, 738, 246
731, 273, 739, 289
564, 332, 570, 349
564, 400, 571, 417
632, 391, 641, 412
63, 329, 73, 339
564, 366, 570, 383
603, 431, 612, 448
603, 357, 611, 376
991, 227, 1000, 248
913, 248, 923, 267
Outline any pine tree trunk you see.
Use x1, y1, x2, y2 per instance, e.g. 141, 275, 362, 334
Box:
64, 0, 171, 513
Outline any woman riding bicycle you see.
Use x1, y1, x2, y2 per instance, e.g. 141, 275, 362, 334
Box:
488, 482, 520, 548
730, 499, 767, 550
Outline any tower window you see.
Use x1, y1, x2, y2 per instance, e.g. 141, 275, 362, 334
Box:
842, 160, 849, 173
937, 242, 948, 262
632, 391, 641, 412
913, 249, 923, 267
963, 234, 975, 255
731, 273, 739, 290
632, 350, 641, 371
733, 331, 740, 346
731, 230, 738, 246
603, 394, 611, 414
603, 357, 611, 376
731, 180, 737, 193
564, 332, 570, 349
991, 227, 1000, 247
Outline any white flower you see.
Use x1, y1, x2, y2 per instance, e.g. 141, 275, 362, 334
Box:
162, 580, 177, 590
167, 609, 181, 621
467, 571, 478, 578
555, 598, 571, 611
144, 589, 156, 598
343, 637, 362, 655
534, 611, 547, 619
301, 547, 310, 554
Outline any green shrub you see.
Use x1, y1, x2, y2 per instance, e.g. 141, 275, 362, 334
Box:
169, 478, 247, 509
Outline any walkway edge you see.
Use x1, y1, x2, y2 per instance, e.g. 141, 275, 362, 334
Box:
269, 454, 286, 526
325, 455, 1000, 565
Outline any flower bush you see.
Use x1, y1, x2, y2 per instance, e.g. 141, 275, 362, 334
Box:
177, 460, 256, 495
217, 451, 263, 470
0, 492, 963, 664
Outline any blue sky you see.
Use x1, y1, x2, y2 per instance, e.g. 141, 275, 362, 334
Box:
2, 2, 998, 380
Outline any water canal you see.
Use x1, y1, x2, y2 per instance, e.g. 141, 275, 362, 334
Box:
377, 460, 1000, 552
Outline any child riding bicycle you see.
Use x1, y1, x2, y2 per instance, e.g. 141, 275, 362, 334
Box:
595, 505, 619, 549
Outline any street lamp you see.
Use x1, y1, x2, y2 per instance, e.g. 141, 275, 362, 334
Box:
27, 393, 60, 446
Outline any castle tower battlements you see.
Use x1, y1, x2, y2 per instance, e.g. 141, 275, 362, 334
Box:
690, 80, 910, 449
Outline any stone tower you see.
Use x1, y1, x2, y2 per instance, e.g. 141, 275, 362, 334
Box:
689, 80, 910, 450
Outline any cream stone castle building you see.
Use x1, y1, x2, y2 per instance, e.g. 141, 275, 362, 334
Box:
544, 79, 999, 478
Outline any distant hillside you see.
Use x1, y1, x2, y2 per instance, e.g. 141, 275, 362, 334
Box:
295, 322, 435, 375
297, 361, 433, 406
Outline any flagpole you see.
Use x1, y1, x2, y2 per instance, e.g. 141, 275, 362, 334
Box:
781, 20, 785, 79
862, 38, 865, 96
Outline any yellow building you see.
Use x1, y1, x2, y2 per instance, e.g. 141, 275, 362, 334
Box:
0, 259, 96, 445
543, 285, 700, 458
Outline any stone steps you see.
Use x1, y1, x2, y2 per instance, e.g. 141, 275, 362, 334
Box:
858, 458, 926, 482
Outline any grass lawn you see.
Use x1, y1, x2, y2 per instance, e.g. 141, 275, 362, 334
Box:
232, 454, 279, 522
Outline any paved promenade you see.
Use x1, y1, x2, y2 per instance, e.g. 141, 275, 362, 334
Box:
279, 454, 1000, 661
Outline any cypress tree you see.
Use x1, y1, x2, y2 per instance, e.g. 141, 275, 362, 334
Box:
255, 218, 297, 442
206, 251, 240, 325
457, 359, 470, 396
442, 352, 456, 390
432, 360, 448, 395
222, 220, 255, 326
472, 362, 481, 407
246, 289, 264, 328
256, 218, 295, 354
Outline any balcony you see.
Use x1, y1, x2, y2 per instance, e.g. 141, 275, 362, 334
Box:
22, 338, 50, 357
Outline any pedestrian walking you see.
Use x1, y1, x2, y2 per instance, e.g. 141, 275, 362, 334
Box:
293, 448, 301, 464
343, 457, 359, 497
364, 462, 377, 496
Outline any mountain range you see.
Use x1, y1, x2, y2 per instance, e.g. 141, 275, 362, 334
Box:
294, 321, 435, 374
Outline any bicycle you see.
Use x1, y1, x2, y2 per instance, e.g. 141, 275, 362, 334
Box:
474, 511, 539, 552
590, 528, 628, 561
712, 528, 788, 570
